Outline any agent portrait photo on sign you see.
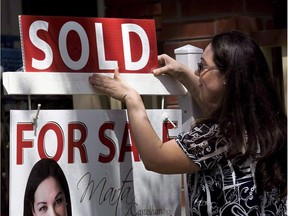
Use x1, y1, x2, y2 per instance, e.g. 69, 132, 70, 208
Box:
23, 158, 72, 216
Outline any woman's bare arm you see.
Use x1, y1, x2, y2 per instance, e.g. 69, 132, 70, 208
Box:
89, 68, 200, 174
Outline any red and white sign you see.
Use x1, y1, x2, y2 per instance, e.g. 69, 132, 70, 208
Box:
19, 15, 158, 73
10, 109, 182, 216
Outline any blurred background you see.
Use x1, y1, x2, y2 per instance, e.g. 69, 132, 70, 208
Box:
1, 0, 287, 215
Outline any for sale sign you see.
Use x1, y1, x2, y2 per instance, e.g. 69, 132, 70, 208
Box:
10, 109, 182, 216
19, 15, 158, 73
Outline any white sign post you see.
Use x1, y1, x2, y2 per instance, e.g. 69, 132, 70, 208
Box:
175, 45, 203, 216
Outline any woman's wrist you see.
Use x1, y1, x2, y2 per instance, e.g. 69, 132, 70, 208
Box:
121, 90, 141, 105
121, 93, 128, 102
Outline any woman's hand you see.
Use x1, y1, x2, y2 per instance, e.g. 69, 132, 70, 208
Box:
89, 67, 135, 102
153, 54, 205, 112
152, 54, 186, 80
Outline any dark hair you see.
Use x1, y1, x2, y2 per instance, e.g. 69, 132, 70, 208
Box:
210, 31, 287, 196
23, 158, 72, 216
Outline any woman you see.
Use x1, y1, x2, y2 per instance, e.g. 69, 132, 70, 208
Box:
23, 158, 72, 216
89, 31, 287, 215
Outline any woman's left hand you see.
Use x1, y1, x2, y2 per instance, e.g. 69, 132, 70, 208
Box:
89, 67, 132, 101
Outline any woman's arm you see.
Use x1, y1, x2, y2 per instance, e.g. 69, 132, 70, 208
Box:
89, 68, 199, 174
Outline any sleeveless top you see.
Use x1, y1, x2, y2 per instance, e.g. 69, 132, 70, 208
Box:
175, 122, 287, 216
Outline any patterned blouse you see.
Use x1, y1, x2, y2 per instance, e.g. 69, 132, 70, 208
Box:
175, 122, 287, 216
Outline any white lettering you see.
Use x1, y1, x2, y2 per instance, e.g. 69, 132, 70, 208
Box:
59, 21, 89, 70
95, 23, 118, 70
121, 24, 149, 71
29, 20, 53, 70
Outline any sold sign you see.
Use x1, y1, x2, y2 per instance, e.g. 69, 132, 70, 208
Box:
19, 15, 158, 73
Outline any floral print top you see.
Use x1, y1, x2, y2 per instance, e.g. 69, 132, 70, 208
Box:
176, 122, 287, 216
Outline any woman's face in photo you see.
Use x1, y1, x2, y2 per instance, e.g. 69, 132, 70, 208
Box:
33, 176, 68, 216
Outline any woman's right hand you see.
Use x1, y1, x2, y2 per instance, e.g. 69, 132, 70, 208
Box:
89, 67, 136, 102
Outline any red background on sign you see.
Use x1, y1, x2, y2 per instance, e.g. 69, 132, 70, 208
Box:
20, 15, 158, 73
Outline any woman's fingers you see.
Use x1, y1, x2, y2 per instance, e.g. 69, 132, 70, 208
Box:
113, 67, 121, 80
152, 67, 167, 75
152, 54, 175, 75
89, 73, 110, 93
89, 75, 102, 88
88, 68, 129, 101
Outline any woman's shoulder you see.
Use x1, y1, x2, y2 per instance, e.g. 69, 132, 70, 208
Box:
176, 121, 231, 154
179, 121, 223, 141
